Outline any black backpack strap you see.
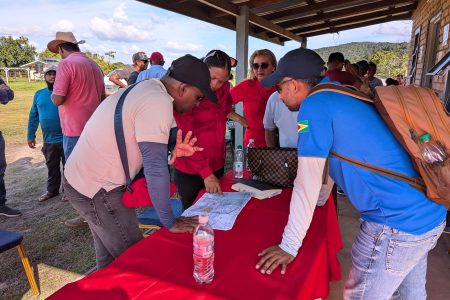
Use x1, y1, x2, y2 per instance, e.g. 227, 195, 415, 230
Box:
114, 82, 142, 192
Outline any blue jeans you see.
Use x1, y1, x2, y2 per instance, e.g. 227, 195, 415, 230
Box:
63, 135, 79, 160
344, 220, 444, 300
0, 132, 6, 207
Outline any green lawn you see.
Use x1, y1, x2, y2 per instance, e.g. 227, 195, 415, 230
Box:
0, 78, 96, 299
1, 79, 46, 144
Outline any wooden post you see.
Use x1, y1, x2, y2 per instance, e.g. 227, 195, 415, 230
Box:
235, 5, 249, 148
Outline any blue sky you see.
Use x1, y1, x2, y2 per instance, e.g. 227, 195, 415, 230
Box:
0, 0, 413, 65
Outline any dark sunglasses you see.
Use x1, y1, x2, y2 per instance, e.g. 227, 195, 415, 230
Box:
252, 62, 269, 70
141, 60, 149, 63
275, 78, 293, 93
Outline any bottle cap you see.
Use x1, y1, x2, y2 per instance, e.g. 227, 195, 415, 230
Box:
199, 214, 208, 224
419, 133, 431, 142
237, 145, 243, 150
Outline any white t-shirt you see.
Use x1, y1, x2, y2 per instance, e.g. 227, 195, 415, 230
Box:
263, 92, 298, 148
65, 79, 174, 198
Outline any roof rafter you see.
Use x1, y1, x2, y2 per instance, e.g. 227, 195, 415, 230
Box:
291, 6, 413, 35
300, 13, 412, 37
280, 0, 417, 30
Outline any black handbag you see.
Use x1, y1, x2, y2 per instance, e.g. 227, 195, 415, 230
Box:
247, 147, 298, 187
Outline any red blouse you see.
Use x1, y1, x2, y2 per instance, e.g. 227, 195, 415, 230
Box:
173, 81, 232, 179
230, 79, 276, 147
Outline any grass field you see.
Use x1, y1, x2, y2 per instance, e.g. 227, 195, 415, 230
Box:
0, 79, 234, 299
1, 80, 46, 144
1, 78, 95, 299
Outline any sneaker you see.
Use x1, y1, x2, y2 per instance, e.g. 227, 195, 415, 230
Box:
0, 205, 22, 217
64, 216, 88, 228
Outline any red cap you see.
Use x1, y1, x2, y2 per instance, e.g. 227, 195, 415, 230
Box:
150, 51, 164, 63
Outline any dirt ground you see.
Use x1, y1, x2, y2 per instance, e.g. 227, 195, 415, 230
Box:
0, 143, 95, 299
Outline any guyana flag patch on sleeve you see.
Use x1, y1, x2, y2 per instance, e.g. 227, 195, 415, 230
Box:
297, 120, 310, 133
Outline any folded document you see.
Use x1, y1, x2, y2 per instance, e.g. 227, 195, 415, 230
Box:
231, 180, 282, 200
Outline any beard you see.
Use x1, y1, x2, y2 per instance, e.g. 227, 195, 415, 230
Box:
46, 81, 54, 91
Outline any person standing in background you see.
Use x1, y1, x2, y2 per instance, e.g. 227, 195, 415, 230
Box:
230, 49, 277, 147
48, 31, 105, 227
0, 77, 22, 217
27, 66, 65, 202
126, 52, 149, 85
136, 51, 167, 81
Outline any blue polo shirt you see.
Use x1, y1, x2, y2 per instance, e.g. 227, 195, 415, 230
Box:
297, 78, 446, 234
27, 88, 63, 144
136, 65, 167, 82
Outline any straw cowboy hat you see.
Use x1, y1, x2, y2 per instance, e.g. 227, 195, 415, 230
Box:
47, 32, 85, 53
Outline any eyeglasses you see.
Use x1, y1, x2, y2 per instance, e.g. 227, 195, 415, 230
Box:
275, 78, 293, 93
252, 62, 269, 70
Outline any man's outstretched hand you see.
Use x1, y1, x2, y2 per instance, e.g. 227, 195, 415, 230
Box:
256, 245, 295, 275
168, 130, 203, 165
169, 216, 199, 233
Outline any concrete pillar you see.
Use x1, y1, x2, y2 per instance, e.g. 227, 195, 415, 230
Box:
235, 5, 249, 148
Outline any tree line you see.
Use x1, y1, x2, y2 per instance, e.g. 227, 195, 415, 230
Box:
315, 41, 410, 78
0, 36, 125, 75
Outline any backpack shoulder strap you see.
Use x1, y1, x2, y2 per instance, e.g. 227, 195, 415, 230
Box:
308, 83, 374, 103
114, 82, 142, 192
330, 150, 426, 193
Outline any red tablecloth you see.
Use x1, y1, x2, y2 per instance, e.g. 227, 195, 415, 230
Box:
49, 172, 343, 300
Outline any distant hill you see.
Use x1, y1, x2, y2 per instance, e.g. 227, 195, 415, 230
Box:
314, 42, 410, 64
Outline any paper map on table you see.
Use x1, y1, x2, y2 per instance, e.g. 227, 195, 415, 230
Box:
181, 192, 253, 230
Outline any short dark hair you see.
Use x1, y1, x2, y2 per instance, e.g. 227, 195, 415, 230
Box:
368, 61, 377, 71
356, 60, 369, 74
203, 50, 234, 75
328, 52, 345, 64
386, 78, 399, 86
59, 42, 80, 52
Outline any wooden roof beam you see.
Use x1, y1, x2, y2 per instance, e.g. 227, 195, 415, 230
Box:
280, 0, 417, 30
299, 12, 412, 37
197, 0, 303, 43
292, 5, 416, 35
265, 0, 370, 23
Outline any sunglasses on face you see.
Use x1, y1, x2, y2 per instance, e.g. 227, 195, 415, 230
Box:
252, 62, 269, 70
141, 60, 149, 64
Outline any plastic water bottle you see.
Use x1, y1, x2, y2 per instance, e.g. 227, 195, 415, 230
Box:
193, 212, 214, 284
234, 145, 244, 178
419, 133, 447, 164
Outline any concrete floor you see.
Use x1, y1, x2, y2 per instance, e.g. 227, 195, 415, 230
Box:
327, 196, 450, 300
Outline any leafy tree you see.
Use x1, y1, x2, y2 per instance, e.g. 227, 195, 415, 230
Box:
0, 36, 37, 67
85, 51, 126, 75
369, 50, 408, 78
38, 49, 60, 59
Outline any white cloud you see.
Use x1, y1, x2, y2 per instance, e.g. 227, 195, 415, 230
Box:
113, 3, 128, 21
52, 19, 75, 32
374, 22, 412, 38
166, 41, 202, 52
89, 3, 153, 43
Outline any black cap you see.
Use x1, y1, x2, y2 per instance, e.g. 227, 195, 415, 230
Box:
167, 54, 217, 103
261, 48, 325, 87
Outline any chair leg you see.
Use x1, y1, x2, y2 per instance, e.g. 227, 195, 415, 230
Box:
16, 244, 40, 296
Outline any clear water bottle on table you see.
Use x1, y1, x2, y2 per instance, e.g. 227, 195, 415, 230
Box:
234, 145, 244, 178
419, 133, 447, 164
193, 210, 214, 284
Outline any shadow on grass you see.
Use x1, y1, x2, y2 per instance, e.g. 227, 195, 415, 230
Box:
1, 156, 96, 299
